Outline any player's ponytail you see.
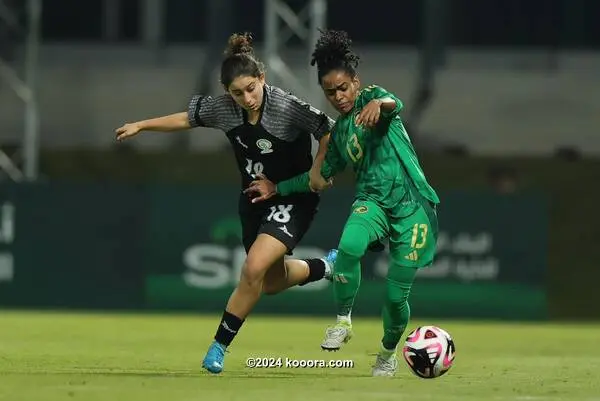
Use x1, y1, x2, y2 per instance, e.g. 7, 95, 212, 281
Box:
310, 29, 360, 84
220, 32, 265, 89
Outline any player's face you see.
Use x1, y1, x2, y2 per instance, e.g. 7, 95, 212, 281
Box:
227, 74, 265, 112
320, 70, 360, 115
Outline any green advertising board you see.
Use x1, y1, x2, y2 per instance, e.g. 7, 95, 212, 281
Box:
0, 182, 547, 318
0, 182, 146, 309
144, 186, 548, 320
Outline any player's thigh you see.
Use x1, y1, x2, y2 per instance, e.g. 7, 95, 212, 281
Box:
257, 197, 318, 255
339, 200, 390, 255
389, 202, 438, 270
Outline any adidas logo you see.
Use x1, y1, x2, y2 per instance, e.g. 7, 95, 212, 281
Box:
404, 250, 419, 261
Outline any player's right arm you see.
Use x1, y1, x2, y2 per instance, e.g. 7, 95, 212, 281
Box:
115, 94, 230, 141
115, 112, 190, 141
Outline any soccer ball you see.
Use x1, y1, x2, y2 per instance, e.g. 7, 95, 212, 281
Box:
402, 325, 455, 379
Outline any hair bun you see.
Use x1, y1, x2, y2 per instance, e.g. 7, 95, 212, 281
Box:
225, 32, 254, 57
310, 29, 359, 70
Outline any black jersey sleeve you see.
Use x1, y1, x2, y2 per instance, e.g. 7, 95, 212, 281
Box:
187, 94, 242, 131
285, 93, 335, 141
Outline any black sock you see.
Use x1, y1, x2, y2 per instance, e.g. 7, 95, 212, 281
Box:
214, 310, 244, 347
299, 258, 326, 286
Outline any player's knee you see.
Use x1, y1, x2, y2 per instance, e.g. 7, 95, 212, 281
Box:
240, 258, 270, 287
338, 224, 370, 258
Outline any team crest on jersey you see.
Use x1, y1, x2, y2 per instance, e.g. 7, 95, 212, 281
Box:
354, 205, 368, 214
256, 138, 273, 154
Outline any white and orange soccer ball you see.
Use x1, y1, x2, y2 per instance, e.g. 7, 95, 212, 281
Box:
402, 325, 456, 379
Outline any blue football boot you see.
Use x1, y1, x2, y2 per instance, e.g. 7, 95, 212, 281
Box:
202, 341, 226, 374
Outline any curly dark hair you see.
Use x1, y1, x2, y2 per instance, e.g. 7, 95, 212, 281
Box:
220, 32, 265, 89
224, 32, 254, 57
310, 29, 360, 83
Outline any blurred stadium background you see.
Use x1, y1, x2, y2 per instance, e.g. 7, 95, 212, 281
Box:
1, 1, 599, 400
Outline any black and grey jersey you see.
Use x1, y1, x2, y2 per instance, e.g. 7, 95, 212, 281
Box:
187, 84, 334, 191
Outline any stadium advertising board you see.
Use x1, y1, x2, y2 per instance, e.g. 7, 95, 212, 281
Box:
0, 183, 546, 318
144, 187, 548, 319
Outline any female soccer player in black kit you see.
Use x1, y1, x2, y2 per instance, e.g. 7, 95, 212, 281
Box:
115, 33, 338, 374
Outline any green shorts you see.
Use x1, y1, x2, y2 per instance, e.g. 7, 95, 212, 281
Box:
346, 198, 438, 268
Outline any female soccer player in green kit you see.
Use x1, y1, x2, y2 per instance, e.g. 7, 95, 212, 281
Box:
244, 29, 440, 376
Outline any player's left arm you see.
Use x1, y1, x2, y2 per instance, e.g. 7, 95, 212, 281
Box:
355, 85, 403, 128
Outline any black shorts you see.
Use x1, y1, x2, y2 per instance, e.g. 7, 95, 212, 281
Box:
239, 192, 319, 255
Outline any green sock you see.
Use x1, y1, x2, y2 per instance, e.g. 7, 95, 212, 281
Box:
380, 343, 397, 358
332, 249, 362, 316
332, 223, 370, 316
381, 266, 417, 350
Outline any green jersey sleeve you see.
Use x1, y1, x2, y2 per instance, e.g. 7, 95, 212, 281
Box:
277, 127, 347, 196
276, 172, 310, 196
359, 85, 403, 119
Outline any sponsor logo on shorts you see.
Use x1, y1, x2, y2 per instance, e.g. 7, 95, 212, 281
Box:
278, 225, 293, 238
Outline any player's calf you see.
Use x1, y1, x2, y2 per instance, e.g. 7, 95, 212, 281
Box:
261, 250, 337, 294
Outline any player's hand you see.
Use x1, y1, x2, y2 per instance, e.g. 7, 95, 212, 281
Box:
244, 174, 277, 203
355, 99, 382, 128
115, 122, 142, 142
309, 164, 333, 192
309, 170, 333, 192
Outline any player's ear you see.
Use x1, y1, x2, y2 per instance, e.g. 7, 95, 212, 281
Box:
352, 75, 361, 91
258, 73, 266, 85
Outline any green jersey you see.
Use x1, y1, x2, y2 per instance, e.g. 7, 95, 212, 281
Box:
277, 85, 439, 210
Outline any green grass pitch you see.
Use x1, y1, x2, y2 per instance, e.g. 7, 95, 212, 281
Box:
1, 311, 599, 401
